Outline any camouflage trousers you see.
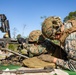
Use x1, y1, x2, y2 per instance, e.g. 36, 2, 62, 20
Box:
56, 59, 76, 71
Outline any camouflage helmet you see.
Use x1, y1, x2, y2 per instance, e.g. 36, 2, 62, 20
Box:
42, 16, 63, 39
3, 32, 9, 38
28, 30, 45, 43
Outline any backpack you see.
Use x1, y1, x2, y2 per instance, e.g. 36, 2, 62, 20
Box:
60, 23, 76, 46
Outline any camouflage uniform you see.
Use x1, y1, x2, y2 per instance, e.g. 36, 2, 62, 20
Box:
23, 30, 57, 57
42, 17, 76, 71
56, 23, 76, 71
23, 40, 56, 57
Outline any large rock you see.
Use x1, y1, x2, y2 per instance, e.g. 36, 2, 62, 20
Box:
23, 57, 55, 68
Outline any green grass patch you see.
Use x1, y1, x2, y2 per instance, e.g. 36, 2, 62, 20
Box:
8, 44, 18, 51
0, 64, 21, 70
64, 70, 76, 75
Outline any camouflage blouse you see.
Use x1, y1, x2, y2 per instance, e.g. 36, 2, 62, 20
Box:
23, 40, 56, 57
64, 23, 76, 60
56, 23, 76, 71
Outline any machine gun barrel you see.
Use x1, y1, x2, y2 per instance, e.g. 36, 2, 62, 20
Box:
0, 38, 18, 44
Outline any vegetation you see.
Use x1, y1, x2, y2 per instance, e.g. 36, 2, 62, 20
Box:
0, 64, 21, 70
63, 11, 76, 22
8, 44, 18, 51
16, 34, 22, 39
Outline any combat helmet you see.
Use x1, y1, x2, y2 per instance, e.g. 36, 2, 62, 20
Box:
3, 32, 9, 38
28, 30, 45, 43
42, 16, 63, 39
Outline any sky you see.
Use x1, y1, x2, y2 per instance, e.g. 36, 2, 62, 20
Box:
0, 0, 76, 38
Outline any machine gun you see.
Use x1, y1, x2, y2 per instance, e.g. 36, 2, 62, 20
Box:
0, 14, 11, 38
0, 14, 18, 47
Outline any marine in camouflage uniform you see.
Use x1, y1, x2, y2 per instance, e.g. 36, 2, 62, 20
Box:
41, 17, 76, 71
23, 30, 61, 57
56, 20, 76, 71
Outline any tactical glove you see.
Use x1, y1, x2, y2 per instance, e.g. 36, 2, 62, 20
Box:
37, 54, 55, 63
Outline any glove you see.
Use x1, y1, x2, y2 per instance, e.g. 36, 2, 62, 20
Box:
37, 54, 55, 63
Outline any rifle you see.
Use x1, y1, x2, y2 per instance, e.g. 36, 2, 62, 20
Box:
0, 68, 54, 74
